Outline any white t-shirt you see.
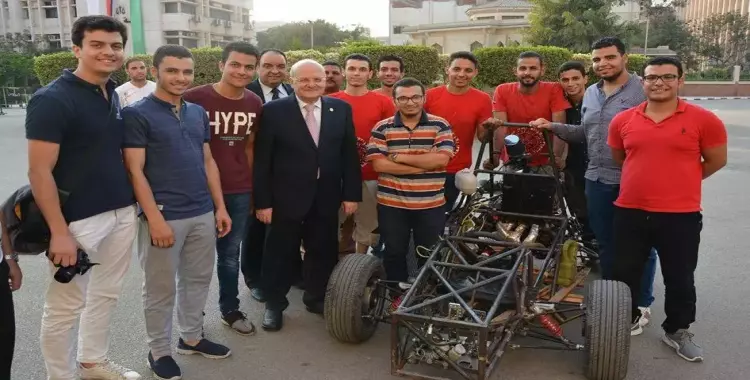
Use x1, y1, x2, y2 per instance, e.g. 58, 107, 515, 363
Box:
115, 80, 157, 108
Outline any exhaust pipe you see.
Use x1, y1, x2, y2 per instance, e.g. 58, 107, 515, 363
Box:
523, 224, 540, 244
508, 224, 528, 243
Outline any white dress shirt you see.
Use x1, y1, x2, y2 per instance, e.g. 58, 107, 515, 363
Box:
260, 81, 288, 103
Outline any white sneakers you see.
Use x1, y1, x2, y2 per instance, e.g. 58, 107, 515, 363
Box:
78, 360, 142, 380
631, 307, 652, 336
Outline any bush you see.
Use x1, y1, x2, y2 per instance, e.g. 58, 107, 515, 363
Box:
285, 49, 326, 65
33, 51, 77, 85
473, 46, 572, 88
190, 47, 223, 86
323, 51, 340, 63
336, 44, 442, 88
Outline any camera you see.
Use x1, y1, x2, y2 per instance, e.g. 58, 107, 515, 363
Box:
47, 249, 99, 283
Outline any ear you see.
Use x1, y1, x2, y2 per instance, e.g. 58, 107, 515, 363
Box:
72, 45, 81, 60
150, 65, 158, 78
218, 61, 224, 72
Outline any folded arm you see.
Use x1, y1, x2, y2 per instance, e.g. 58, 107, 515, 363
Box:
393, 152, 451, 171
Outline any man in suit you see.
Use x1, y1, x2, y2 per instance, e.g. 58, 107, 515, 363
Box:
253, 59, 362, 331
241, 48, 297, 302
246, 49, 294, 103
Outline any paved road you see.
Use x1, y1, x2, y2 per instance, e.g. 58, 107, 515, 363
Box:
3, 100, 750, 380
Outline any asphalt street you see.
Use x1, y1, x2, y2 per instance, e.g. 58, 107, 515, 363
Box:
2, 99, 750, 380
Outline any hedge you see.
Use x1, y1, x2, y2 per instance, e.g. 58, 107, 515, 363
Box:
336, 45, 442, 88
473, 46, 572, 88
32, 45, 648, 91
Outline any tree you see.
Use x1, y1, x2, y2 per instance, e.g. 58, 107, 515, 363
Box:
635, 0, 698, 68
256, 20, 372, 52
690, 10, 750, 67
525, 0, 642, 53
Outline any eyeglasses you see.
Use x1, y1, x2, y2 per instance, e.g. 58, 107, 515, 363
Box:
643, 74, 679, 83
395, 95, 423, 104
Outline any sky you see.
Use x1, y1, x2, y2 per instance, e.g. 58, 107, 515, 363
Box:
253, 0, 391, 37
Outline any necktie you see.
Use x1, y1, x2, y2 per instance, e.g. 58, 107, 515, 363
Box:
304, 103, 320, 146
271, 86, 280, 100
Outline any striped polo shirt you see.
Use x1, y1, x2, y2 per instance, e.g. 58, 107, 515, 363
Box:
366, 111, 456, 210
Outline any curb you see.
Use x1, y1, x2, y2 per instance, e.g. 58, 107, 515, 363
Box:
682, 96, 750, 100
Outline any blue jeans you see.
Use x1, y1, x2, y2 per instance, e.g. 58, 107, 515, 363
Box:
585, 179, 656, 307
216, 192, 251, 316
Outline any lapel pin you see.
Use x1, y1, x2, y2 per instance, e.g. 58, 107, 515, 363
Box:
329, 107, 334, 112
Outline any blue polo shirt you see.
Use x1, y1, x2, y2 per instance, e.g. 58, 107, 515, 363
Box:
122, 94, 214, 221
25, 70, 135, 223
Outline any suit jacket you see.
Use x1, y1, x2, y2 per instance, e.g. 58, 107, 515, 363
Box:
253, 95, 362, 221
246, 79, 295, 104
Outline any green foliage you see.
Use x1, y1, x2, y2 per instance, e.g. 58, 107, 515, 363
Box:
473, 46, 573, 88
0, 51, 34, 86
256, 20, 371, 52
323, 51, 340, 63
626, 54, 647, 75
336, 44, 442, 88
33, 51, 77, 85
285, 49, 326, 65
526, 0, 641, 53
186, 48, 223, 86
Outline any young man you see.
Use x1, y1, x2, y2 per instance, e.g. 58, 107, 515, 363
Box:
367, 77, 456, 282
329, 54, 396, 254
373, 55, 405, 99
122, 45, 233, 380
486, 51, 569, 171
115, 57, 156, 107
26, 15, 141, 380
323, 61, 344, 95
557, 61, 593, 241
609, 57, 727, 362
424, 51, 494, 210
0, 198, 22, 380
183, 42, 262, 335
530, 37, 658, 329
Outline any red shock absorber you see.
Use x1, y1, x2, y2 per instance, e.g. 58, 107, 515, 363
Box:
389, 295, 403, 313
539, 314, 563, 337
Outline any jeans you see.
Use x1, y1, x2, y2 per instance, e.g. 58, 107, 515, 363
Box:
585, 179, 656, 308
612, 207, 702, 333
444, 174, 459, 213
216, 193, 251, 316
378, 205, 445, 282
0, 261, 14, 379
41, 205, 137, 380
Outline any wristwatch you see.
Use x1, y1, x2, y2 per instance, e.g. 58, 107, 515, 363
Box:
4, 253, 18, 262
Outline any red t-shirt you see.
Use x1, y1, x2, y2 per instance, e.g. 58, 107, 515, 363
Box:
328, 90, 396, 181
608, 100, 727, 213
424, 86, 493, 174
492, 82, 570, 166
183, 84, 263, 194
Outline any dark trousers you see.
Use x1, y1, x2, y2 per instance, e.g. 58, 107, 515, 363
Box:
378, 205, 445, 282
261, 206, 339, 311
444, 174, 459, 213
0, 261, 15, 380
563, 167, 593, 240
612, 206, 702, 334
241, 213, 303, 290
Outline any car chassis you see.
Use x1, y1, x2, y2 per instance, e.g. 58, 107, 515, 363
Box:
324, 125, 632, 380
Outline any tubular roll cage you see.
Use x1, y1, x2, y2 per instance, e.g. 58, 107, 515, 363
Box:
389, 124, 583, 380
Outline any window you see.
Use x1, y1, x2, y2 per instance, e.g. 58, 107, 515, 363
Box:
501, 15, 524, 20
476, 16, 494, 20
183, 39, 198, 48
182, 4, 196, 15
164, 2, 178, 13
166, 37, 179, 44
209, 9, 230, 21
45, 8, 58, 18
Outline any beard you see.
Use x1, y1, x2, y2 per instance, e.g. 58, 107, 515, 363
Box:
518, 76, 540, 88
600, 68, 624, 82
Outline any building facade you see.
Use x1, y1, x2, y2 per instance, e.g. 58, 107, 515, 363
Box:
683, 0, 750, 23
389, 0, 646, 53
0, 0, 256, 55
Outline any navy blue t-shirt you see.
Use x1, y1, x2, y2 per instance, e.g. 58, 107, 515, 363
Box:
121, 94, 214, 221
25, 70, 135, 223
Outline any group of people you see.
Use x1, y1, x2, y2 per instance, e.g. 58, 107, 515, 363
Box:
0, 13, 726, 380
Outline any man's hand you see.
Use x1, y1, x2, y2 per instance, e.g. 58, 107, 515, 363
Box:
482, 157, 500, 170
479, 118, 504, 142
215, 208, 232, 238
256, 208, 272, 224
48, 233, 79, 267
342, 202, 358, 216
149, 220, 175, 248
529, 118, 553, 130
7, 260, 22, 291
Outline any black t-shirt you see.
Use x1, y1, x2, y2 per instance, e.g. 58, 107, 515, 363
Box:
564, 101, 588, 174
25, 70, 135, 222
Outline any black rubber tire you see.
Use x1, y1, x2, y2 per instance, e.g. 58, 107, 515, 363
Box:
584, 279, 632, 380
324, 253, 386, 344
